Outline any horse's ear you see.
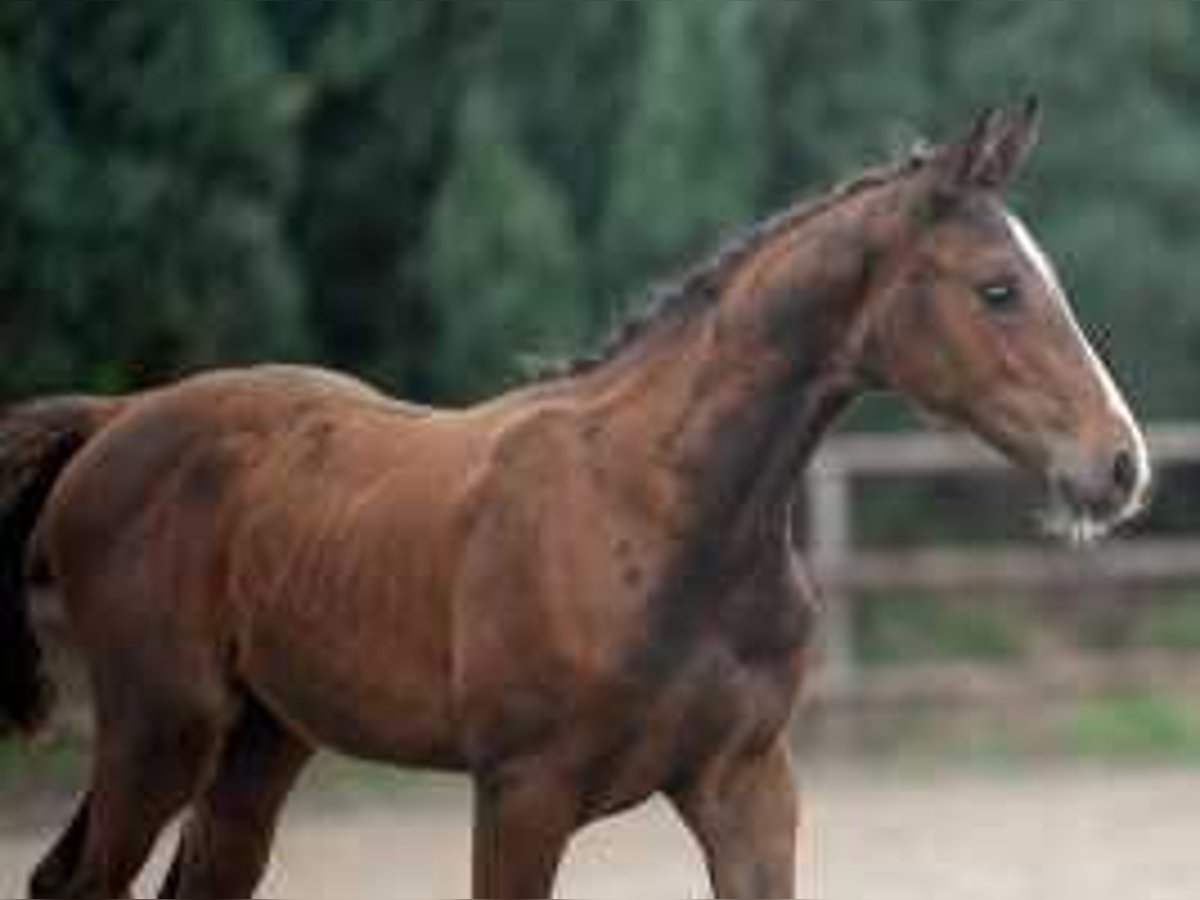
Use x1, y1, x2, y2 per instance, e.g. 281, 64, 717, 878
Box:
937, 96, 1042, 191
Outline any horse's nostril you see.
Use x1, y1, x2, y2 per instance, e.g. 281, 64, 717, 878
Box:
1111, 448, 1137, 496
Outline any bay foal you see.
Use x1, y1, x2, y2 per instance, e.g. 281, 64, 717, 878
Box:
0, 101, 1148, 898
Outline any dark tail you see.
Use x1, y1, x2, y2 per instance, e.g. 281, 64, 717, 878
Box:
0, 396, 116, 737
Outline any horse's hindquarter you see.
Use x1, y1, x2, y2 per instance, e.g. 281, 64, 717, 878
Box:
42, 367, 486, 769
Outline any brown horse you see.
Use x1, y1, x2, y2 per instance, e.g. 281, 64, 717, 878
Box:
0, 100, 1148, 899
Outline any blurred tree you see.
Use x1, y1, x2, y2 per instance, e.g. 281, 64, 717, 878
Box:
1, 0, 1198, 437
0, 0, 306, 398
482, 0, 639, 348
485, 0, 639, 239
426, 81, 586, 399
598, 1, 766, 307
759, 0, 930, 195
0, 0, 72, 393
282, 0, 486, 398
933, 0, 1200, 422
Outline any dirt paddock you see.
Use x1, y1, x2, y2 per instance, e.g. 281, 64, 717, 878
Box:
3, 762, 1200, 899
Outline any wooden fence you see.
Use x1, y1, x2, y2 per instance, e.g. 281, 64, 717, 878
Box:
805, 423, 1200, 698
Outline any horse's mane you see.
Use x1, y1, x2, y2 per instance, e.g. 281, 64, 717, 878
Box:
530, 144, 932, 382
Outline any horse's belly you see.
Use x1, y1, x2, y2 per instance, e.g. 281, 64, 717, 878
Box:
243, 623, 466, 770
229, 450, 474, 768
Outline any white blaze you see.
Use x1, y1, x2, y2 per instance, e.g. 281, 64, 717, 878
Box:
1003, 212, 1151, 511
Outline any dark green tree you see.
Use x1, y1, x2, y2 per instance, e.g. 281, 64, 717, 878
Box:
0, 0, 306, 398
759, 0, 930, 193
598, 1, 766, 306
426, 81, 586, 399
283, 1, 485, 398
935, 0, 1200, 421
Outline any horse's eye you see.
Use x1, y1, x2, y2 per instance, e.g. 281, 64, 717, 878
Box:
978, 281, 1020, 311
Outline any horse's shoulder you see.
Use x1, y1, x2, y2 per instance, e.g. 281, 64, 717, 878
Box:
452, 405, 593, 557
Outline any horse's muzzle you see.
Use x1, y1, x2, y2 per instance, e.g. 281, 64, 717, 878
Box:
1051, 440, 1152, 529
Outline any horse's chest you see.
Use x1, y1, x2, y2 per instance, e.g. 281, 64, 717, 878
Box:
605, 553, 815, 789
668, 645, 803, 753
636, 540, 817, 683
579, 640, 805, 816
564, 562, 813, 804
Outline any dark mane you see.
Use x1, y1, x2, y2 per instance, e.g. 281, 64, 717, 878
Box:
529, 145, 932, 382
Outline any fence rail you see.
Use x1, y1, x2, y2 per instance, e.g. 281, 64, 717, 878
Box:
805, 423, 1200, 697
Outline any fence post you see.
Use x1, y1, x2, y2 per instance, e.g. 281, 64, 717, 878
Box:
807, 453, 856, 698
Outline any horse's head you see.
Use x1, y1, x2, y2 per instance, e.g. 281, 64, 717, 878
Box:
861, 99, 1150, 539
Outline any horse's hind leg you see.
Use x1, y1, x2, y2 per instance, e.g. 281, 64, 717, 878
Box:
56, 709, 223, 899
28, 794, 91, 898
44, 656, 229, 900
158, 697, 313, 900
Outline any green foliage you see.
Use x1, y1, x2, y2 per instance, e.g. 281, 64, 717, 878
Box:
482, 0, 637, 235
1065, 692, 1200, 760
4, 0, 1200, 429
758, 0, 929, 187
284, 1, 484, 395
1142, 598, 1200, 652
930, 0, 1200, 422
427, 82, 586, 398
599, 2, 764, 301
829, 690, 1200, 763
0, 0, 307, 397
860, 593, 1026, 665
0, 731, 86, 802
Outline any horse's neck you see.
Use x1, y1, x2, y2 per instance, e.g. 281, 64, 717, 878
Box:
576, 210, 875, 556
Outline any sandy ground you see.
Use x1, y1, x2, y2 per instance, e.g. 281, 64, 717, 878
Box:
3, 763, 1200, 899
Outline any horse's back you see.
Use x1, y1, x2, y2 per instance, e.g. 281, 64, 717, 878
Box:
168, 362, 432, 417
38, 364, 464, 574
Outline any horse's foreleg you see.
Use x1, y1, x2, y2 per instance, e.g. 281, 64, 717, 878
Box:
159, 699, 312, 900
471, 771, 579, 899
670, 739, 799, 899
